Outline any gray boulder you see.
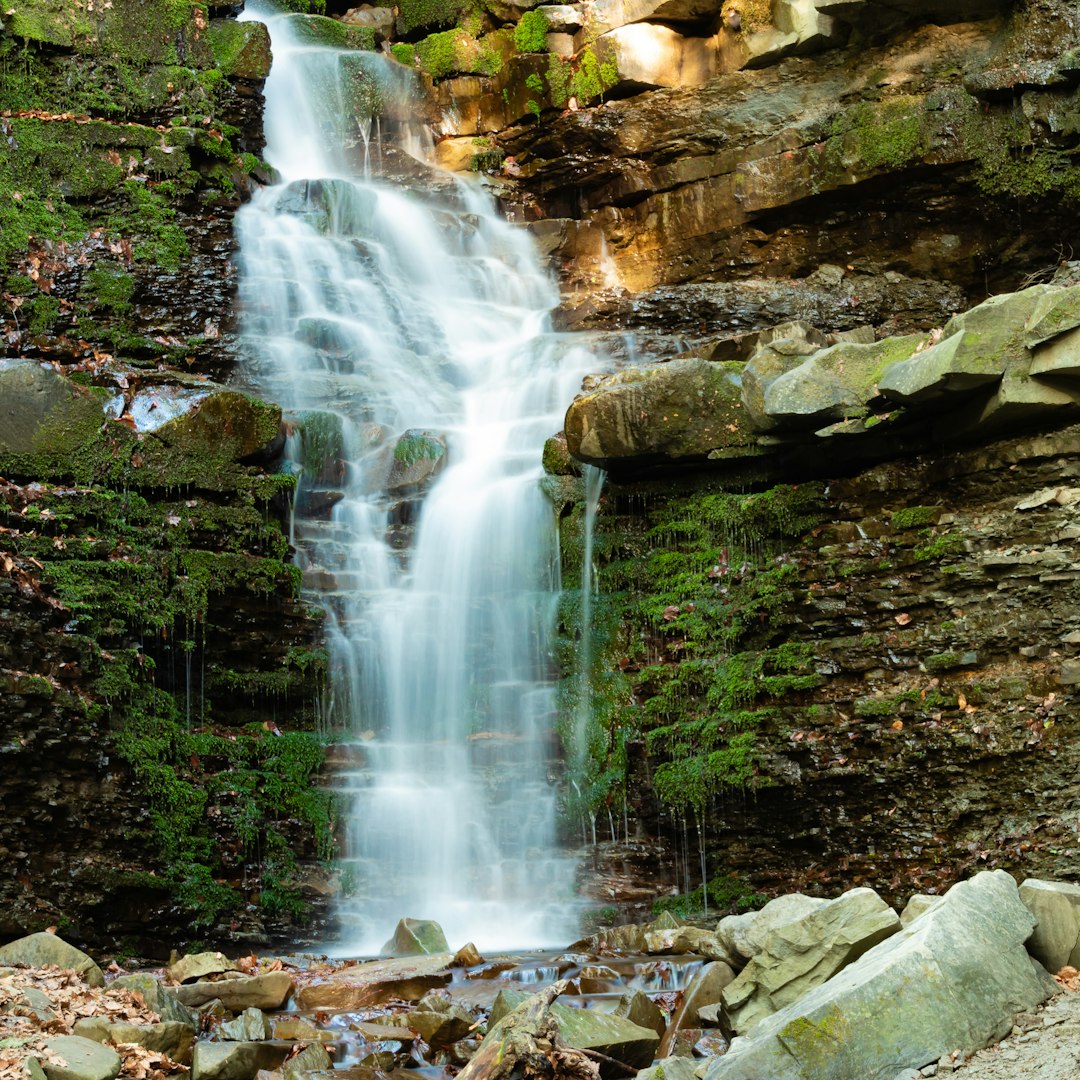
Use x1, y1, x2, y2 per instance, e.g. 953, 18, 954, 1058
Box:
565, 359, 756, 469
293, 954, 453, 1010
110, 974, 197, 1027
1024, 283, 1080, 347
613, 989, 668, 1037
1029, 327, 1080, 377
899, 894, 941, 927
41, 1037, 120, 1080
878, 286, 1056, 404
760, 335, 923, 428
173, 972, 294, 1011
637, 1060, 699, 1080
701, 871, 1054, 1079
717, 894, 829, 964
190, 1041, 290, 1080
721, 886, 902, 1035
0, 934, 104, 987
740, 323, 832, 431
1018, 878, 1080, 973
73, 1020, 194, 1065
660, 960, 737, 1055
168, 951, 239, 985
218, 1007, 272, 1042
384, 917, 449, 957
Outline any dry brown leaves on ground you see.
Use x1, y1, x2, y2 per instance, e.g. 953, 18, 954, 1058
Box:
0, 966, 188, 1080
1053, 965, 1080, 992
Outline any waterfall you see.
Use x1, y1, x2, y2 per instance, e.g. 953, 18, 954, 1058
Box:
235, 3, 597, 951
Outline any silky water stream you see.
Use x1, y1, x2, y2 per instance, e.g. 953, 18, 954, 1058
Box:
235, 4, 604, 953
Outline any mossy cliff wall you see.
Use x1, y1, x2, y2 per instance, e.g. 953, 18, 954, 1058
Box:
0, 1, 334, 956
554, 424, 1080, 917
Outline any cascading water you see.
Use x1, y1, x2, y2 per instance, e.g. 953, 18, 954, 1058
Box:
236, 3, 598, 951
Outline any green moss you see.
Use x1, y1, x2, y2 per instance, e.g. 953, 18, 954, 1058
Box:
913, 529, 964, 563
513, 9, 549, 53
391, 41, 417, 65
395, 0, 470, 37
890, 505, 939, 530
415, 28, 500, 78
546, 53, 571, 108
653, 873, 765, 918
568, 46, 618, 104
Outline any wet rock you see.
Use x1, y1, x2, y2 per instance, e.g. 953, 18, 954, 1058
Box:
190, 1041, 290, 1080
281, 12, 377, 49
340, 6, 396, 41
294, 954, 453, 1010
479, 984, 656, 1075
452, 942, 484, 966
41, 1037, 121, 1080
1018, 879, 1080, 972
152, 388, 284, 465
644, 926, 733, 962
701, 871, 1054, 1079
173, 972, 294, 1011
406, 1002, 476, 1044
721, 886, 902, 1035
0, 935, 104, 988
385, 433, 448, 495
570, 922, 649, 953
613, 989, 668, 1037
219, 1008, 272, 1042
565, 358, 756, 470
207, 20, 272, 80
168, 952, 240, 985
661, 960, 738, 1055
280, 1043, 332, 1080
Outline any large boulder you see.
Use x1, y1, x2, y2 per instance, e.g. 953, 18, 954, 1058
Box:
660, 960, 737, 1054
172, 971, 294, 1011
1029, 327, 1080, 378
739, 322, 833, 430
1024, 284, 1080, 348
565, 359, 756, 469
40, 1037, 121, 1080
168, 951, 239, 984
717, 894, 830, 964
0, 360, 107, 467
721, 887, 902, 1035
385, 433, 448, 495
758, 335, 924, 429
294, 954, 454, 1010
190, 1041, 291, 1080
643, 926, 733, 962
73, 1020, 195, 1065
878, 286, 1058, 404
701, 871, 1055, 1079
152, 388, 284, 465
597, 24, 717, 88
584, 0, 719, 36
1018, 878, 1080, 973
0, 934, 104, 987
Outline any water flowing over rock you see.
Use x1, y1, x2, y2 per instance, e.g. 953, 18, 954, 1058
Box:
235, 0, 598, 951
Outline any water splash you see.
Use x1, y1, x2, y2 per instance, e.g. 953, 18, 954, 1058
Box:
236, 4, 599, 951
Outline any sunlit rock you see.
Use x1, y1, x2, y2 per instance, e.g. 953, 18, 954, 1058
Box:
294, 955, 454, 1009
168, 951, 240, 985
1018, 879, 1080, 972
598, 23, 718, 88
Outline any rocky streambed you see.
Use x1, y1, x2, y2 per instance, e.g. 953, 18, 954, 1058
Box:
3, 871, 1080, 1080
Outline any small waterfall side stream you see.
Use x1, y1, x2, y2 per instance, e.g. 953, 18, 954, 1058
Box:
235, 5, 602, 951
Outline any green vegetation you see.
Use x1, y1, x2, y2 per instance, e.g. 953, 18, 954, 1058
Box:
558, 483, 827, 820
569, 46, 619, 104
653, 873, 766, 918
395, 0, 472, 36
2, 481, 329, 927
890, 505, 939, 530
415, 28, 502, 79
514, 9, 550, 53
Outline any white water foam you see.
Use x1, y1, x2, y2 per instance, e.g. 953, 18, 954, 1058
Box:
236, 3, 599, 952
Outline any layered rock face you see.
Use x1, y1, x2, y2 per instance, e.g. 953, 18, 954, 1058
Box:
0, 1, 332, 954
